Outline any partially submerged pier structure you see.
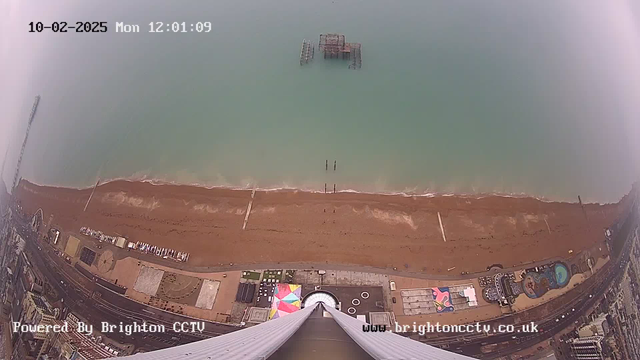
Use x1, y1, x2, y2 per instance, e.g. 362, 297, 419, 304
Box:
319, 33, 362, 69
348, 42, 362, 70
299, 39, 314, 65
299, 34, 362, 69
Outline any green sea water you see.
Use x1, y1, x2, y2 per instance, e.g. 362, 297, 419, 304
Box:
4, 1, 640, 202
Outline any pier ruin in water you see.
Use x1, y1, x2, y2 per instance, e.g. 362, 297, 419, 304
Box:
300, 34, 362, 69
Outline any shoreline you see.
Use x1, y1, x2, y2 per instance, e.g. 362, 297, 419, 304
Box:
19, 176, 634, 206
14, 178, 635, 275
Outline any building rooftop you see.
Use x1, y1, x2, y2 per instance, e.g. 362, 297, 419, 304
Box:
30, 292, 53, 316
60, 327, 115, 359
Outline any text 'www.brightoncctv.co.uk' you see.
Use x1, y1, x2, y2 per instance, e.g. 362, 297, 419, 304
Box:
362, 322, 539, 335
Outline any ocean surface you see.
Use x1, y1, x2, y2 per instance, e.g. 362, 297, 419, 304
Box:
3, 1, 640, 203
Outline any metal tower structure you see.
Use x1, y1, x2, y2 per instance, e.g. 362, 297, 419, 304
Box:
12, 95, 40, 192
116, 302, 476, 360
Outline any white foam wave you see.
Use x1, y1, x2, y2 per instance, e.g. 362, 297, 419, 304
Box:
22, 174, 616, 205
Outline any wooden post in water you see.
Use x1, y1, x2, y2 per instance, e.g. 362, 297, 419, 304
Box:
333, 184, 336, 194
334, 160, 336, 171
326, 160, 328, 171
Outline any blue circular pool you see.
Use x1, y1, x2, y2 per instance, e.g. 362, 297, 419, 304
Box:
554, 263, 570, 287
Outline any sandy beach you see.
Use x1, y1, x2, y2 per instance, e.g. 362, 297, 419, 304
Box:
13, 180, 634, 274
